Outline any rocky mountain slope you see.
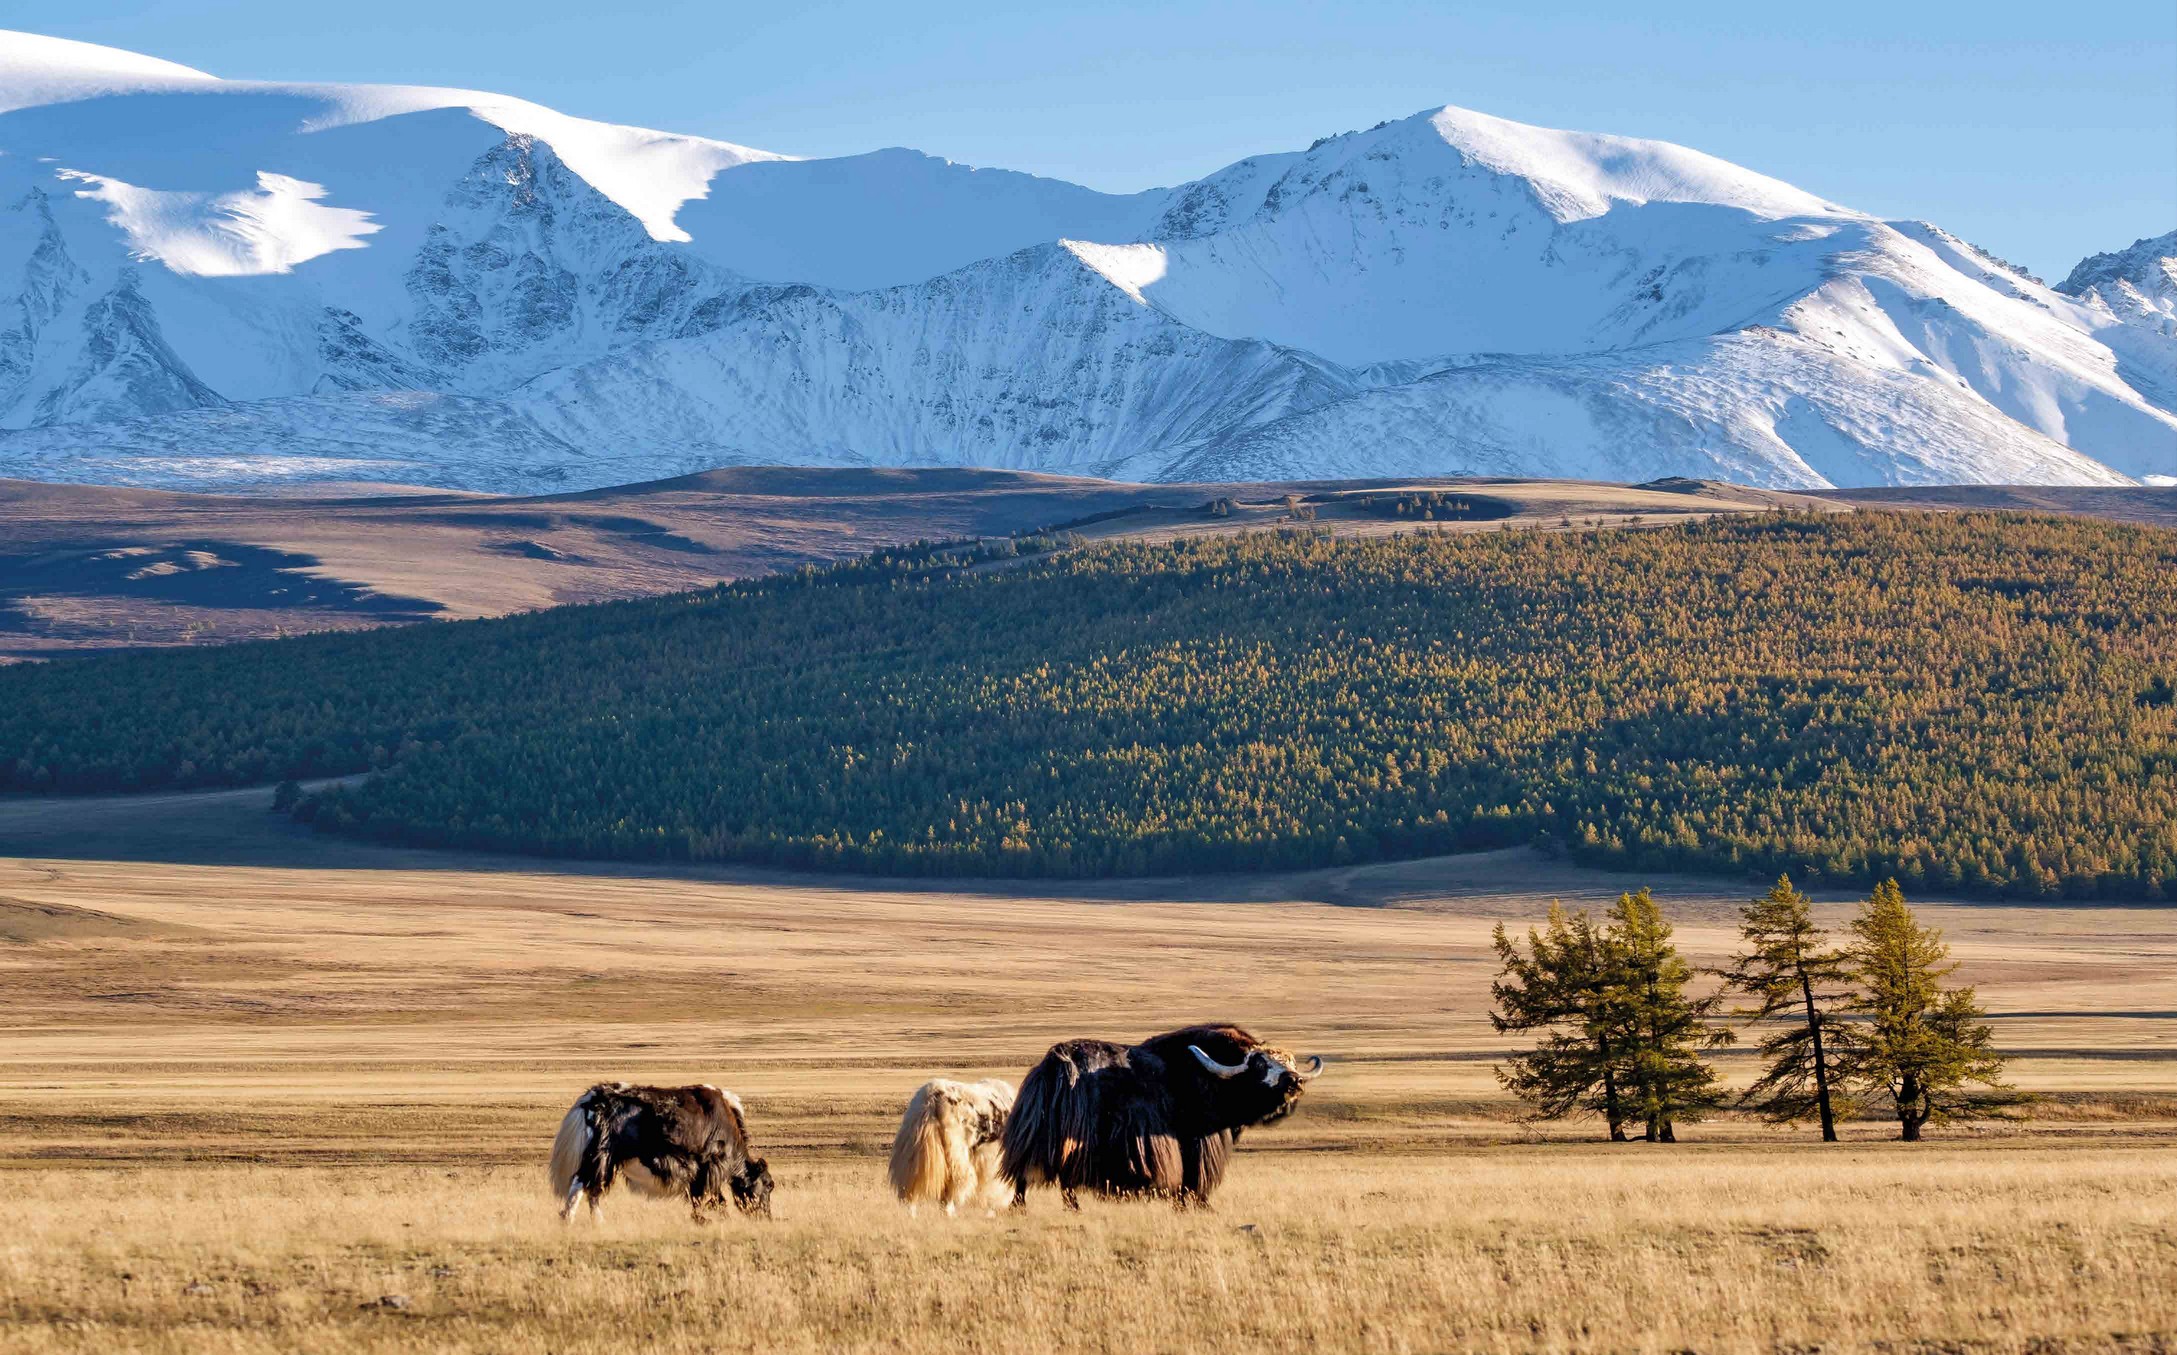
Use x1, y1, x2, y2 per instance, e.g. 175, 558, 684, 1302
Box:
0, 31, 2170, 492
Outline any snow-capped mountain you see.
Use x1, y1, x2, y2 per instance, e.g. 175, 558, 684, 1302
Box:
2056, 231, 2177, 453
2061, 230, 2177, 330
0, 31, 2170, 493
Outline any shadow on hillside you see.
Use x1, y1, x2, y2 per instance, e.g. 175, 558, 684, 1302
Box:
0, 540, 443, 619
5, 780, 2162, 915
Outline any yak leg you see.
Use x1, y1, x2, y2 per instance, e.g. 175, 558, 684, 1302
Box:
1174, 1138, 1212, 1211
941, 1164, 977, 1217
559, 1179, 586, 1223
579, 1116, 615, 1220
584, 1165, 610, 1219
1061, 1188, 1080, 1212
688, 1158, 725, 1223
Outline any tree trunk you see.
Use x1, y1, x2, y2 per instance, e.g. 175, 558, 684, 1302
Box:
1897, 1073, 1923, 1142
1800, 971, 1837, 1142
1597, 1032, 1626, 1141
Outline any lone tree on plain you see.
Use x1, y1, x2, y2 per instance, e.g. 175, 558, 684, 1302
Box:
1491, 903, 1631, 1140
1721, 874, 1859, 1140
1847, 879, 2019, 1140
1607, 888, 1729, 1142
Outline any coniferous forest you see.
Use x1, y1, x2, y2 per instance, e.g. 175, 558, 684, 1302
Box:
2, 511, 2172, 896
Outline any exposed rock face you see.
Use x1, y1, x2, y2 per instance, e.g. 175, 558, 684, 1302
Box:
401, 135, 745, 386
2060, 230, 2177, 330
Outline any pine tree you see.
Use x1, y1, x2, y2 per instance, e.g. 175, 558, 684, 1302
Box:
1847, 879, 2020, 1140
1721, 874, 1859, 1140
1490, 903, 1631, 1140
1605, 888, 1729, 1142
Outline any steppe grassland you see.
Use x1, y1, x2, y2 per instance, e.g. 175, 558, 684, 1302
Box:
5, 1149, 2175, 1354
1, 798, 2173, 1352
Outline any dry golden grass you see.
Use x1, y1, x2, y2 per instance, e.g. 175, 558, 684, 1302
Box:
4, 1152, 2173, 1354
1, 788, 2173, 1350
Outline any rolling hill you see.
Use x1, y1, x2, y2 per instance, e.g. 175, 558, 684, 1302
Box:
2, 510, 2171, 897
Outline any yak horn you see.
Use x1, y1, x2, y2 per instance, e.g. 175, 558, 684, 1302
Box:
1189, 1045, 1248, 1078
1295, 1055, 1324, 1081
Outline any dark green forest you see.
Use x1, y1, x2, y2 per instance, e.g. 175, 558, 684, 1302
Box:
3, 512, 2172, 897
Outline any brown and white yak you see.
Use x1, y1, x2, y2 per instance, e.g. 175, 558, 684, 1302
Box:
549, 1082, 774, 1221
887, 1078, 1016, 1215
1000, 1023, 1321, 1209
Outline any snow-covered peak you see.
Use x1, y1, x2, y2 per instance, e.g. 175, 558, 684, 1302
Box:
1421, 105, 1847, 222
0, 30, 783, 244
265, 82, 787, 243
1071, 105, 1868, 365
2060, 230, 2177, 297
2058, 230, 2177, 337
0, 31, 215, 114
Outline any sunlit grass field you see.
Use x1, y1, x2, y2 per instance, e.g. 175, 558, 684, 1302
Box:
2, 793, 2173, 1351
5, 1149, 2173, 1354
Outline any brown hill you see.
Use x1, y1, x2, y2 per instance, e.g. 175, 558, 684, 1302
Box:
5, 468, 2162, 657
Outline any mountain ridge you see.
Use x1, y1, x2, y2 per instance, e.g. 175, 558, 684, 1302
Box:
0, 31, 2170, 492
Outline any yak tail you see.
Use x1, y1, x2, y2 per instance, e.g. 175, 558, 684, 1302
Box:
999, 1052, 1076, 1191
549, 1097, 594, 1203
549, 1101, 589, 1202
889, 1082, 969, 1204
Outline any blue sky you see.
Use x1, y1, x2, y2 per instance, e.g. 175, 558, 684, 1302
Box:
26, 0, 2176, 280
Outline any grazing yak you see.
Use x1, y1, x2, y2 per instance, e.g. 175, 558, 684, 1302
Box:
1000, 1023, 1321, 1208
549, 1082, 774, 1221
888, 1078, 1016, 1215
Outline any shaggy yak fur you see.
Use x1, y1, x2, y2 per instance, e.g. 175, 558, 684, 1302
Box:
549, 1082, 773, 1221
999, 1023, 1321, 1208
888, 1078, 1016, 1215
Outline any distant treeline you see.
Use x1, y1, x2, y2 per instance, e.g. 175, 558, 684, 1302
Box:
1340, 490, 1512, 522
3, 512, 2172, 897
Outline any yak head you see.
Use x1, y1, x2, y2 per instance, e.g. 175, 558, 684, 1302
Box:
730, 1157, 774, 1218
1182, 1030, 1323, 1128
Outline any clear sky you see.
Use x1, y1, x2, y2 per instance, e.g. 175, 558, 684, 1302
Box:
24, 0, 2177, 281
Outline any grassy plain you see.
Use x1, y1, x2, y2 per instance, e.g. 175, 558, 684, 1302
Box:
1, 788, 2172, 1352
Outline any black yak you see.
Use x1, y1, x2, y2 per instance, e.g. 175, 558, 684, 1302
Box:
999, 1023, 1321, 1208
888, 1077, 1016, 1215
549, 1082, 774, 1221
